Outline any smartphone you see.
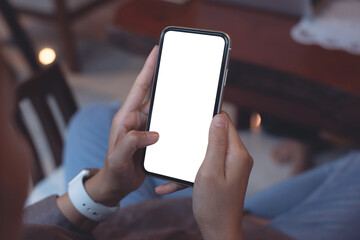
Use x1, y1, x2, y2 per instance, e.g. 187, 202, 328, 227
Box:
142, 26, 231, 186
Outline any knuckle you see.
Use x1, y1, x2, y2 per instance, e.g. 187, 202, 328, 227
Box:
112, 109, 124, 124
125, 130, 149, 149
135, 80, 150, 94
196, 167, 218, 183
126, 130, 140, 145
233, 148, 253, 167
233, 147, 245, 158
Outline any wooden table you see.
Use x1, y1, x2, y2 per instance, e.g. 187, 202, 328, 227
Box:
109, 0, 360, 142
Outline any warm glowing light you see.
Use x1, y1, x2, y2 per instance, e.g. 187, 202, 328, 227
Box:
38, 48, 56, 65
254, 113, 261, 127
250, 112, 262, 132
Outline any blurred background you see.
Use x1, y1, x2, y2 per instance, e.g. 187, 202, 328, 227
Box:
0, 0, 359, 205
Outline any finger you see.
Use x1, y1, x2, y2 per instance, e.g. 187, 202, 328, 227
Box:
109, 98, 152, 150
137, 100, 151, 131
223, 113, 253, 175
223, 112, 248, 152
155, 182, 188, 195
201, 113, 229, 176
139, 99, 151, 123
116, 130, 159, 162
123, 46, 158, 112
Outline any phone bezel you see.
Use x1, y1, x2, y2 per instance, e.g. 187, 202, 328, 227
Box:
142, 26, 231, 187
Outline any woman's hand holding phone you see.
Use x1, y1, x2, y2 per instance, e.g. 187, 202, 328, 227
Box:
84, 46, 182, 206
157, 112, 253, 240
193, 113, 253, 240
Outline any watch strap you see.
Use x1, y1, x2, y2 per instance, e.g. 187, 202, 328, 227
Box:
68, 169, 119, 222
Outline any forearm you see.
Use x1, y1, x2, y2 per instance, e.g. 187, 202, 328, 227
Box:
56, 193, 98, 232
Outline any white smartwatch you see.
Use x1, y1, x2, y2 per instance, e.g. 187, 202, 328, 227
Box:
68, 169, 119, 222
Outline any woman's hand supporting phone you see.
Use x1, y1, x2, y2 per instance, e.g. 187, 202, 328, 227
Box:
81, 46, 161, 207
56, 46, 163, 230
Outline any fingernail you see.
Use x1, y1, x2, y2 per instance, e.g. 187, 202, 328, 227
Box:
147, 132, 159, 141
213, 114, 227, 128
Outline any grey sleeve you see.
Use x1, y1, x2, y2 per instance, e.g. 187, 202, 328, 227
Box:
23, 195, 84, 234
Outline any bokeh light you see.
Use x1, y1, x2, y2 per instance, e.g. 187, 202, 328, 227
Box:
250, 112, 262, 132
38, 48, 56, 65
254, 113, 261, 127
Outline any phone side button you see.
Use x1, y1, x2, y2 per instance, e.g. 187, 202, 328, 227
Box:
223, 69, 228, 86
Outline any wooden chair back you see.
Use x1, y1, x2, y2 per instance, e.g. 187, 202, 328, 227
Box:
16, 64, 77, 184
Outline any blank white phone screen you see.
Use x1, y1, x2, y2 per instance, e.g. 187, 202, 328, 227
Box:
144, 30, 226, 183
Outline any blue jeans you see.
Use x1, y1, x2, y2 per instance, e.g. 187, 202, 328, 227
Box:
245, 152, 360, 239
64, 103, 360, 240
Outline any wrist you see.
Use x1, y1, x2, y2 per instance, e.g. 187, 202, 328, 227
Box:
62, 169, 119, 224
84, 168, 121, 207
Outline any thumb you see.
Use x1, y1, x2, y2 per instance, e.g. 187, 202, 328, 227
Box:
201, 114, 228, 175
116, 130, 159, 161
